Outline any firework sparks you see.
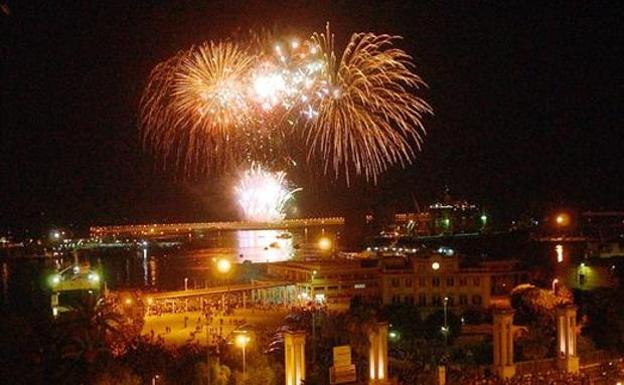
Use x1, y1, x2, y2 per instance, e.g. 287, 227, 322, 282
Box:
304, 24, 433, 182
235, 164, 301, 222
140, 24, 431, 182
140, 42, 256, 173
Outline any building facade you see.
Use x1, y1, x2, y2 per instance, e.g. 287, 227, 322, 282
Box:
266, 252, 528, 311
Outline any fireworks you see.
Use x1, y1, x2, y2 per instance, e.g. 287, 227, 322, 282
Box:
304, 25, 432, 182
235, 164, 301, 222
140, 42, 256, 173
140, 24, 431, 181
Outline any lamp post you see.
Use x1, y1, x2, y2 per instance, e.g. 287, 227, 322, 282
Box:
318, 237, 332, 255
310, 270, 317, 362
215, 258, 231, 313
236, 334, 251, 374
442, 296, 449, 346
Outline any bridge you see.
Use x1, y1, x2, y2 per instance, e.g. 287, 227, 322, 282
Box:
90, 217, 344, 238
140, 279, 299, 313
146, 280, 294, 301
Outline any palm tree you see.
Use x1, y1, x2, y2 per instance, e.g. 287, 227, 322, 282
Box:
51, 295, 124, 384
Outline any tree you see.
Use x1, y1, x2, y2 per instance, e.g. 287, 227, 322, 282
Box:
51, 296, 124, 384
582, 288, 624, 352
423, 310, 461, 344
121, 335, 171, 384
91, 362, 141, 385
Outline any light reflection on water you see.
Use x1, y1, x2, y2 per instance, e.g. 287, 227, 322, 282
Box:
235, 230, 294, 263
105, 226, 338, 290
0, 226, 339, 302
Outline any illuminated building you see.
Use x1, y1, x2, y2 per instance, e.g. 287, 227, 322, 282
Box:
266, 251, 527, 310
393, 198, 487, 237
379, 252, 527, 309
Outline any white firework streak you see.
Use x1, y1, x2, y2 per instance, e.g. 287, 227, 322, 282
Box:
235, 164, 301, 222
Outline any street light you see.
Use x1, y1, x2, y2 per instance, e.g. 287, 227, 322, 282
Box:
555, 213, 570, 227
442, 296, 449, 346
236, 334, 251, 374
552, 278, 559, 293
310, 269, 318, 362
216, 259, 232, 274
318, 237, 332, 252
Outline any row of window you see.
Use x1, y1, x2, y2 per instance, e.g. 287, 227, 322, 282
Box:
390, 276, 481, 288
390, 294, 483, 306
313, 282, 379, 292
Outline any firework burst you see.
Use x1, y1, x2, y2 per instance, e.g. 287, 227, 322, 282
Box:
235, 164, 301, 222
140, 24, 431, 182
304, 24, 432, 182
140, 42, 256, 173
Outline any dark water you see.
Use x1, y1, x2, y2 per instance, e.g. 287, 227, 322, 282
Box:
0, 226, 340, 310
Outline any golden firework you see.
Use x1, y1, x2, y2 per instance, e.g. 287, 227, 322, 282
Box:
140, 42, 256, 173
305, 24, 432, 182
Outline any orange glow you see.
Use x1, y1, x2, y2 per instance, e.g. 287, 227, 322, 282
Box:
555, 213, 571, 227
216, 258, 232, 274
318, 237, 332, 251
235, 333, 250, 347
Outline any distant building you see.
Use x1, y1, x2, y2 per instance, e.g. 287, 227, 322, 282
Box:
379, 252, 526, 310
394, 199, 487, 237
266, 251, 527, 311
266, 259, 381, 303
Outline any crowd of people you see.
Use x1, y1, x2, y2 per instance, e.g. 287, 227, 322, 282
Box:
447, 360, 623, 385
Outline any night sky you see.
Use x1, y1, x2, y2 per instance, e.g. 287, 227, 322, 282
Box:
1, 1, 622, 234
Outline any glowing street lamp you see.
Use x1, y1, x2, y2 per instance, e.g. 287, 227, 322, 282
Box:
554, 213, 571, 227
49, 274, 61, 287
235, 334, 251, 373
216, 258, 232, 274
87, 272, 100, 283
318, 237, 332, 252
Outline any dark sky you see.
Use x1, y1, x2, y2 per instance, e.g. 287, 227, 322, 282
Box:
1, 1, 622, 233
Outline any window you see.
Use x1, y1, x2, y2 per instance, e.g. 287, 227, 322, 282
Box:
432, 277, 441, 287
418, 293, 427, 306
446, 277, 455, 287
405, 278, 413, 287
459, 295, 468, 305
404, 295, 414, 304
446, 296, 454, 306
328, 286, 338, 291
391, 278, 400, 288
432, 294, 442, 306
459, 277, 467, 286
473, 277, 481, 287
419, 277, 426, 287
472, 295, 482, 305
